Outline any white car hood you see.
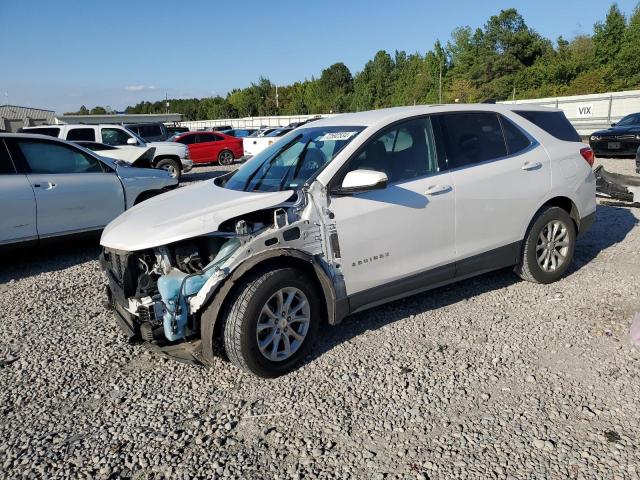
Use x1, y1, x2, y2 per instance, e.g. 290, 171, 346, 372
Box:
100, 179, 294, 251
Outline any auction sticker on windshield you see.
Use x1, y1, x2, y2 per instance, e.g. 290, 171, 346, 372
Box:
316, 131, 358, 142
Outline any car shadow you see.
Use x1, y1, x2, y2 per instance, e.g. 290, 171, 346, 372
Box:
304, 268, 519, 367
0, 236, 101, 283
570, 204, 638, 274
302, 203, 638, 369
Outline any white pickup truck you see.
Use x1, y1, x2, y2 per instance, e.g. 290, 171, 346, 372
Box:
242, 127, 293, 159
22, 124, 192, 179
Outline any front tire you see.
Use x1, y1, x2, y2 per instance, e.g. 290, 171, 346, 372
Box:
516, 206, 576, 284
155, 158, 182, 180
218, 149, 234, 166
222, 268, 321, 377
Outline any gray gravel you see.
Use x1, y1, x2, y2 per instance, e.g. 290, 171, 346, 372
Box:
1, 160, 640, 479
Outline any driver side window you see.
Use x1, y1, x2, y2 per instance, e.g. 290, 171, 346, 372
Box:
17, 140, 103, 174
101, 128, 134, 146
344, 117, 438, 183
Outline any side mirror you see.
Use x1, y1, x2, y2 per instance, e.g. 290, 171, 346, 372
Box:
127, 137, 138, 145
335, 169, 388, 194
611, 123, 617, 127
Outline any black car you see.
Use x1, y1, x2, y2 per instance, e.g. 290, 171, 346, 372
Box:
589, 113, 640, 157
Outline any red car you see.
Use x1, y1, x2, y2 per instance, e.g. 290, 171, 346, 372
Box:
169, 131, 243, 165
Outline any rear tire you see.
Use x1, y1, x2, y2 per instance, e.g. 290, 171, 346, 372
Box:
516, 206, 576, 284
155, 158, 181, 180
221, 268, 320, 377
218, 149, 234, 166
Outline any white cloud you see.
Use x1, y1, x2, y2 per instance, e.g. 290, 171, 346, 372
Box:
124, 85, 156, 92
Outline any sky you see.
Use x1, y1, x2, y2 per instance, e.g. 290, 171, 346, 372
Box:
0, 0, 638, 114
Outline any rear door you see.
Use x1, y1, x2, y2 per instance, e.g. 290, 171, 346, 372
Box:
434, 112, 551, 267
0, 140, 37, 244
7, 138, 125, 237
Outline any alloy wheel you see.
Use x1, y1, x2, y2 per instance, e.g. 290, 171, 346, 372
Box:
536, 220, 570, 272
256, 287, 310, 362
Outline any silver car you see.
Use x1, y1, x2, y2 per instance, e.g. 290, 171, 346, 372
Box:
0, 133, 177, 247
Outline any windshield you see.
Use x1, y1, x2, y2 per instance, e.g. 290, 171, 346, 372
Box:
617, 114, 640, 126
224, 126, 364, 192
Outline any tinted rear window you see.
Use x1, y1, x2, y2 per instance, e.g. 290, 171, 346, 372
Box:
139, 124, 162, 138
0, 140, 15, 174
501, 117, 532, 154
514, 110, 580, 142
437, 112, 508, 169
67, 128, 96, 141
23, 127, 60, 137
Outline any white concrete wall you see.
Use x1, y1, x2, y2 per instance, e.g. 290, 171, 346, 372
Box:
500, 90, 640, 136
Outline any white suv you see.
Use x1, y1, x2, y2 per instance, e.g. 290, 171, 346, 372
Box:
99, 104, 596, 377
21, 124, 192, 179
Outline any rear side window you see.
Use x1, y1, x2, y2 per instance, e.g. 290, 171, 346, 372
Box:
514, 110, 580, 142
500, 117, 532, 154
437, 113, 507, 169
198, 133, 218, 142
138, 124, 162, 139
23, 127, 60, 137
67, 128, 96, 141
0, 141, 15, 174
17, 140, 103, 174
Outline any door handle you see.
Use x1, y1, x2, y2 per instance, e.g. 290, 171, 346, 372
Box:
33, 182, 57, 190
521, 161, 542, 171
424, 184, 452, 196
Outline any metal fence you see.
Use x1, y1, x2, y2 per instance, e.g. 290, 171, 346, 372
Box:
179, 114, 334, 131
500, 89, 640, 136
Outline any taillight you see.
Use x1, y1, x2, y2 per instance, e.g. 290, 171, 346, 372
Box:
580, 147, 594, 167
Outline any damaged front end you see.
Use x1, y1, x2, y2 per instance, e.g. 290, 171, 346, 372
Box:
100, 185, 339, 363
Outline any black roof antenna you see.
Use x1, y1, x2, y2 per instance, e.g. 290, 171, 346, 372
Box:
481, 98, 497, 104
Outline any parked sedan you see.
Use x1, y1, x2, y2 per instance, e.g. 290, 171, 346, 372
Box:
0, 133, 177, 247
589, 112, 640, 157
169, 131, 243, 166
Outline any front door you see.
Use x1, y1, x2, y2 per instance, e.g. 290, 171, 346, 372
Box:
9, 138, 125, 237
0, 140, 37, 244
329, 116, 456, 304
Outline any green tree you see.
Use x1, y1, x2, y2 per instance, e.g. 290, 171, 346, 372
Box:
593, 4, 627, 65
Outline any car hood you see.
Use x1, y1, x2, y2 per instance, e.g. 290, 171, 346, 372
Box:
100, 180, 294, 251
592, 126, 640, 136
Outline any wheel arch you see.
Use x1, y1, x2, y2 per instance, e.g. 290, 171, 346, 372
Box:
153, 154, 181, 166
523, 195, 581, 240
200, 248, 341, 362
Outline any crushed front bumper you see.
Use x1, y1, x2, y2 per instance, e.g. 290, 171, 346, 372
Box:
105, 286, 205, 366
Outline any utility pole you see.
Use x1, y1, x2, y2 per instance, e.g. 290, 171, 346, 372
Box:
512, 86, 516, 103
275, 85, 279, 110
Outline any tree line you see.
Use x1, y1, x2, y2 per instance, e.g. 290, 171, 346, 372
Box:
67, 4, 640, 120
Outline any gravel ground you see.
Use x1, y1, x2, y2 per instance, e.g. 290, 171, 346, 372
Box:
1, 160, 639, 479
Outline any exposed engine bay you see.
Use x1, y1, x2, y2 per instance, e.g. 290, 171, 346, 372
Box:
100, 184, 344, 357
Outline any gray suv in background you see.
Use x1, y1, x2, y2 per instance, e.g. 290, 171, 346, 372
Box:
125, 123, 170, 142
